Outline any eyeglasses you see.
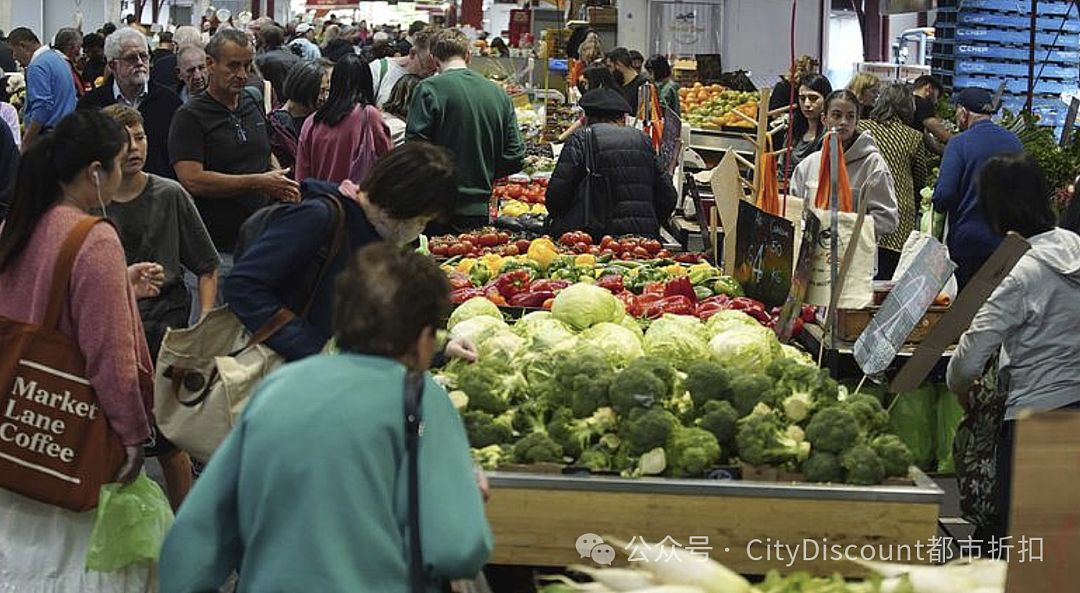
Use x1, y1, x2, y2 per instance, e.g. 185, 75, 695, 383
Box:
117, 52, 151, 66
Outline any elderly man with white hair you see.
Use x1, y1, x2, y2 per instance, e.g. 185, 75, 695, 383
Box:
78, 27, 182, 178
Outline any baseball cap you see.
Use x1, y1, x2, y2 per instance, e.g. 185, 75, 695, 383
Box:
296, 23, 312, 34
952, 87, 996, 114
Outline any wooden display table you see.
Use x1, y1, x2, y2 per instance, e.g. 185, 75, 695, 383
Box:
486, 469, 943, 577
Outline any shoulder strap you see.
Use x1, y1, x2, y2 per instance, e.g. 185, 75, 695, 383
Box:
404, 368, 427, 593
375, 58, 390, 99
298, 194, 347, 318
44, 217, 110, 331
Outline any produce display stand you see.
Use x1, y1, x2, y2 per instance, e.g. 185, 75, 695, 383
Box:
797, 323, 954, 382
486, 469, 943, 577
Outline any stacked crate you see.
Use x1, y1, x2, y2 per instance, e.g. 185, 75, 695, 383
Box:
932, 0, 1080, 126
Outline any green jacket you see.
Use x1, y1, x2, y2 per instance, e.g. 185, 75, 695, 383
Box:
659, 80, 681, 117
158, 354, 492, 593
406, 68, 525, 216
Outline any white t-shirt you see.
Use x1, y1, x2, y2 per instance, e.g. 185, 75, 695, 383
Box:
370, 58, 408, 108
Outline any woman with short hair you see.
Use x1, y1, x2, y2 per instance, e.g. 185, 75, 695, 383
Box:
847, 72, 882, 119
160, 242, 492, 593
268, 58, 332, 170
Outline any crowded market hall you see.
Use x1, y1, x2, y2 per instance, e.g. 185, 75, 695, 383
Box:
0, 0, 1078, 591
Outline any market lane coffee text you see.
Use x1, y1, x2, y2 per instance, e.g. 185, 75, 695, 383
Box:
0, 376, 101, 462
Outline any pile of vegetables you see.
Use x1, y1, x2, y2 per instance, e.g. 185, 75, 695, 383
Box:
440, 291, 912, 485
537, 540, 1006, 593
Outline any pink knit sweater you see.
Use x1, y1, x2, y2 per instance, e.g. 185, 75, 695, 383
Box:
0, 206, 152, 445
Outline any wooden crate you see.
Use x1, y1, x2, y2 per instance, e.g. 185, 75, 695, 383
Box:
485, 471, 942, 576
836, 306, 950, 344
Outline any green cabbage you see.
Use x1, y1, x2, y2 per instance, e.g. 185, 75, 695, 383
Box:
580, 322, 645, 367
448, 315, 509, 346
643, 314, 710, 370
478, 331, 526, 359
512, 312, 577, 349
551, 283, 619, 331
619, 315, 645, 339
704, 309, 760, 338
781, 344, 815, 366
448, 297, 502, 330
708, 326, 778, 374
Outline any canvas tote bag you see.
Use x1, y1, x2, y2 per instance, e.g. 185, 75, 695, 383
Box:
0, 217, 125, 511
154, 197, 346, 462
805, 133, 876, 309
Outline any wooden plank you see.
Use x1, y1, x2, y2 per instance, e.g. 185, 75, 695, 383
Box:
486, 488, 938, 576
1006, 410, 1080, 592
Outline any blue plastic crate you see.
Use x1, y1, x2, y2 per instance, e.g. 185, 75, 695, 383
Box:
953, 74, 1079, 95
953, 43, 1080, 64
956, 12, 1080, 33
955, 0, 1075, 16
954, 60, 1079, 79
952, 26, 1080, 47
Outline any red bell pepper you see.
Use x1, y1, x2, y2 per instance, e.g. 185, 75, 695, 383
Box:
644, 295, 695, 319
483, 284, 508, 306
664, 276, 698, 302
615, 290, 636, 313
450, 288, 484, 304
448, 271, 472, 291
728, 297, 771, 324
508, 290, 556, 308
596, 274, 625, 294
631, 293, 663, 317
531, 279, 572, 293
791, 316, 805, 338
699, 294, 731, 308
695, 301, 729, 321
801, 304, 817, 323
642, 282, 666, 296
493, 270, 531, 299
673, 252, 708, 264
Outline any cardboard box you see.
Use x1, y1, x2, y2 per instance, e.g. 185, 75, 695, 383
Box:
587, 7, 617, 26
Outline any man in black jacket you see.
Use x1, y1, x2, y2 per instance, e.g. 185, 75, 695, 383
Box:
545, 89, 677, 239
78, 27, 182, 179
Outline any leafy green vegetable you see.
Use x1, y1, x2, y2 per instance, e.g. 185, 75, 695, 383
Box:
697, 400, 740, 453
729, 373, 775, 416
580, 322, 645, 368
551, 283, 620, 330
684, 360, 732, 407
709, 326, 779, 374
512, 431, 564, 463
801, 451, 845, 483
621, 407, 679, 456
736, 410, 810, 466
610, 366, 668, 415
449, 315, 510, 346
666, 426, 722, 477
841, 444, 886, 485
461, 410, 515, 448
455, 356, 528, 415
704, 309, 759, 338
805, 406, 861, 454
448, 296, 502, 330
624, 356, 678, 396
512, 312, 576, 349
643, 314, 711, 370
870, 434, 914, 478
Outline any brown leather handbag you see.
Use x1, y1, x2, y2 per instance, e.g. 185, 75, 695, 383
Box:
0, 217, 125, 511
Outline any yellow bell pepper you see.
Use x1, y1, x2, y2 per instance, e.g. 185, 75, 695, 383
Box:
481, 253, 504, 275
574, 254, 596, 268
527, 238, 558, 269
456, 258, 477, 274
531, 203, 548, 215
663, 264, 688, 277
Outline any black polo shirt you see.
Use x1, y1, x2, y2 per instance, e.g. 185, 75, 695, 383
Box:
168, 90, 271, 253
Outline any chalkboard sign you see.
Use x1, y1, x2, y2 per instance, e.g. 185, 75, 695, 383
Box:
776, 209, 821, 342
660, 106, 682, 176
695, 54, 722, 84
853, 236, 954, 376
733, 200, 795, 308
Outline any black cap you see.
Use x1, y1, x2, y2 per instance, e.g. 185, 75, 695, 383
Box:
952, 87, 996, 114
579, 88, 632, 117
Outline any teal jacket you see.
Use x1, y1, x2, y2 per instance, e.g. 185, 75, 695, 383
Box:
158, 354, 492, 592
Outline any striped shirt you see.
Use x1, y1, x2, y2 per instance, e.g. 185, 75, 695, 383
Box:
858, 118, 930, 252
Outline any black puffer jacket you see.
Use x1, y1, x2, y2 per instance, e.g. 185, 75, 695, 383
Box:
545, 123, 677, 238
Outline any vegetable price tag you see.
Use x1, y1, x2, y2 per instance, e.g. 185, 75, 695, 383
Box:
853, 235, 954, 377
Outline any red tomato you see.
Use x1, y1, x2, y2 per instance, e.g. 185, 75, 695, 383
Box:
559, 232, 577, 246
506, 185, 523, 199
504, 244, 520, 256
496, 232, 510, 244
600, 248, 616, 257
573, 241, 589, 253
459, 240, 475, 252
477, 233, 499, 247
620, 252, 634, 260
431, 244, 448, 257
587, 245, 601, 255
600, 235, 616, 249
632, 246, 650, 259
447, 243, 468, 257
578, 234, 593, 246
656, 249, 672, 258
515, 239, 531, 253
642, 239, 662, 254
619, 239, 637, 253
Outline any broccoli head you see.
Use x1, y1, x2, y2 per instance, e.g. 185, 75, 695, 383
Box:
472, 444, 511, 470
625, 356, 678, 396
801, 451, 845, 483
461, 410, 514, 448
578, 447, 614, 472
511, 431, 565, 464
697, 399, 740, 452
870, 434, 914, 478
805, 406, 861, 454
456, 357, 528, 415
684, 360, 732, 408
547, 407, 617, 459
730, 373, 776, 416
845, 393, 891, 437
560, 352, 616, 417
735, 411, 811, 466
610, 367, 668, 415
666, 426, 722, 477
620, 407, 678, 456
765, 357, 840, 421
841, 444, 886, 485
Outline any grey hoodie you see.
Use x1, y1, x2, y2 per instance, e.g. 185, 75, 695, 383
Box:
948, 227, 1080, 419
790, 131, 899, 239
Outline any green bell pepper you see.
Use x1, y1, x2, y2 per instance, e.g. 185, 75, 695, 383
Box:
712, 275, 745, 298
